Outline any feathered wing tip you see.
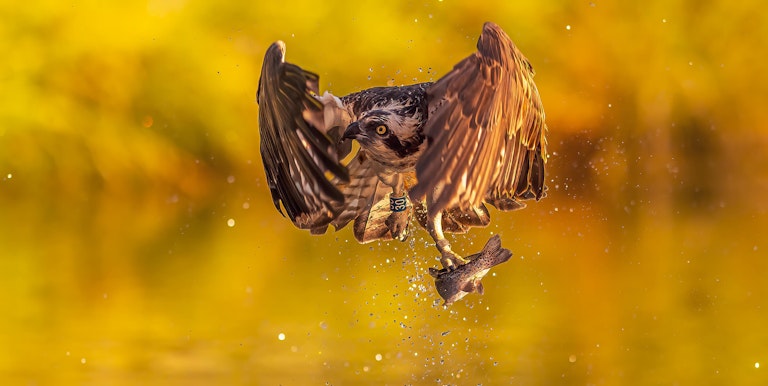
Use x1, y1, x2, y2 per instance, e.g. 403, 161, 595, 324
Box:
352, 193, 394, 243
409, 22, 548, 218
257, 41, 350, 231
328, 151, 397, 244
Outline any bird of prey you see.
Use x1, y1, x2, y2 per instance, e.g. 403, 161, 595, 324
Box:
257, 22, 548, 280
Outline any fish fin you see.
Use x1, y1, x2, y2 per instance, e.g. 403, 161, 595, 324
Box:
428, 267, 440, 278
482, 234, 502, 253
476, 281, 484, 295
498, 249, 513, 264
462, 281, 477, 293
482, 234, 514, 265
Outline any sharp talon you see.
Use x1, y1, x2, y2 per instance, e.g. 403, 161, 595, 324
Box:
386, 210, 410, 242
440, 251, 467, 271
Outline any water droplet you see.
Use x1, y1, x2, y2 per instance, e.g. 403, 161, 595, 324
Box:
375, 353, 382, 361
278, 333, 286, 341
227, 218, 236, 227
565, 25, 571, 30
227, 175, 235, 184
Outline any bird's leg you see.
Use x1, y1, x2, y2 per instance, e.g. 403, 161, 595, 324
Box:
378, 172, 410, 241
427, 210, 468, 270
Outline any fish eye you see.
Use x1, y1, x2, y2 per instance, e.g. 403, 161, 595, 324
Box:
375, 125, 388, 135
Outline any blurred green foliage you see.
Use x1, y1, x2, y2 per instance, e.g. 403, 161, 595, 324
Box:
1, 0, 767, 385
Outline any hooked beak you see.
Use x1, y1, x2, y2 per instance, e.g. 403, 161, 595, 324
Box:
342, 122, 362, 140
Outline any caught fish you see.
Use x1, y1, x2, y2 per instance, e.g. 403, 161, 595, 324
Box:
429, 235, 512, 305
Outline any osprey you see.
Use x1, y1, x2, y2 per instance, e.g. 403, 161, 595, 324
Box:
257, 22, 548, 284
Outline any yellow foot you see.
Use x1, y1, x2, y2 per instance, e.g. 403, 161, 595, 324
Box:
440, 250, 468, 271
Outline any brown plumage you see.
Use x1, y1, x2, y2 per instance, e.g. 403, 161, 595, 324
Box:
256, 22, 548, 301
409, 22, 548, 217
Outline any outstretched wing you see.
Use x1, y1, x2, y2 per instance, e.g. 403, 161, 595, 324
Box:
409, 22, 548, 218
257, 41, 351, 231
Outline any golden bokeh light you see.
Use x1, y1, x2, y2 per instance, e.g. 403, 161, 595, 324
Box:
1, 0, 767, 385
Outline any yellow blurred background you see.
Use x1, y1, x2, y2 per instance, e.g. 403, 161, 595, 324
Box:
2, 0, 767, 384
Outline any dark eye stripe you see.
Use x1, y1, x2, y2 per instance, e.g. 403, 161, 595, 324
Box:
383, 134, 422, 158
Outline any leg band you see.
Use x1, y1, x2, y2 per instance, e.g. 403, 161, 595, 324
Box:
390, 194, 407, 212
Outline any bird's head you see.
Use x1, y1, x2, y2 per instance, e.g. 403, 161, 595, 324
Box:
342, 109, 424, 166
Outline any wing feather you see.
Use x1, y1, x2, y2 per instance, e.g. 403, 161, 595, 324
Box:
331, 150, 398, 243
409, 22, 548, 217
257, 41, 350, 230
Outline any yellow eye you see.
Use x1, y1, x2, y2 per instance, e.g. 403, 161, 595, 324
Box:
375, 125, 388, 135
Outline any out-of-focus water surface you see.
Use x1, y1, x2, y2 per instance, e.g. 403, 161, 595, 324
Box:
2, 1, 768, 384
